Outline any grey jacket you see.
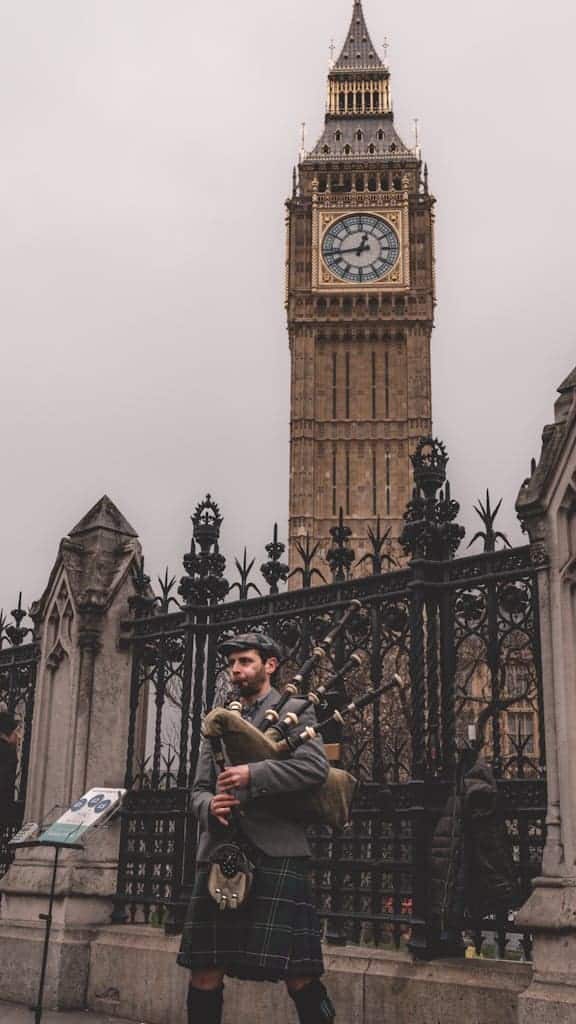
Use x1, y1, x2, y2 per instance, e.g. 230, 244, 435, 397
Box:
191, 687, 329, 861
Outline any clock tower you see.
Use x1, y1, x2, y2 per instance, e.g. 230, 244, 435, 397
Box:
287, 0, 434, 571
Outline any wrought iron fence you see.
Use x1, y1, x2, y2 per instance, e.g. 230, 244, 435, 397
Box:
113, 439, 547, 960
0, 597, 38, 878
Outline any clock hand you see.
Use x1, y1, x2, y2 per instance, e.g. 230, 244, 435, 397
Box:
327, 245, 367, 256
328, 236, 372, 257
355, 233, 370, 256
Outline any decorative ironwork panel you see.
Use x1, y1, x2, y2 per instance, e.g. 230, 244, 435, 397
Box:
113, 788, 191, 929
310, 784, 416, 949
0, 607, 38, 880
451, 567, 544, 779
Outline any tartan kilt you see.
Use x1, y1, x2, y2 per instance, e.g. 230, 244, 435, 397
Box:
177, 852, 324, 983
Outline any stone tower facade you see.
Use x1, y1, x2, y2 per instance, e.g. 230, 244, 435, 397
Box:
287, 0, 434, 571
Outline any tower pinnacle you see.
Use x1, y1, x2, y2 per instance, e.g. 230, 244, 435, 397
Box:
334, 0, 383, 71
321, 1, 393, 124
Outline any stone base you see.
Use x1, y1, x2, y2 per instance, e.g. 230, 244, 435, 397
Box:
0, 866, 117, 1011
515, 878, 576, 1023
88, 926, 187, 1024
518, 982, 576, 1024
364, 952, 529, 1024
88, 926, 295, 1024
87, 926, 532, 1024
0, 920, 96, 1010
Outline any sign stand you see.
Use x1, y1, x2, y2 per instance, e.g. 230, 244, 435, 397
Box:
8, 788, 125, 1024
14, 838, 84, 1024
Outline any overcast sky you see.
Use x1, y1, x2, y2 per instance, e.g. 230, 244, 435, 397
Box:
0, 0, 574, 617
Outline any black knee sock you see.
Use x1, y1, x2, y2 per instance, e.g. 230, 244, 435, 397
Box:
289, 979, 336, 1023
187, 983, 224, 1024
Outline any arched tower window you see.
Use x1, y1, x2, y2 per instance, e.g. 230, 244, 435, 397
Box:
344, 144, 351, 155
335, 130, 342, 142
368, 144, 375, 155
322, 145, 330, 154
356, 130, 363, 141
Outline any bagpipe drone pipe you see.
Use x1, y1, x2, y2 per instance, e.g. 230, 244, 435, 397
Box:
202, 601, 403, 830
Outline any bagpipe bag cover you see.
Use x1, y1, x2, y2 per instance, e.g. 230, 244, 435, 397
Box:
202, 707, 357, 830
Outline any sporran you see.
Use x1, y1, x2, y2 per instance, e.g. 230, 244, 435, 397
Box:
207, 842, 255, 911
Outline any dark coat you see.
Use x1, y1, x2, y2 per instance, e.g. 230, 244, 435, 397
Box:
464, 762, 520, 918
428, 785, 465, 932
429, 760, 520, 930
0, 737, 18, 826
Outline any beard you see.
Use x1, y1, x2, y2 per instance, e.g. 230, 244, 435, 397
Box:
238, 667, 267, 698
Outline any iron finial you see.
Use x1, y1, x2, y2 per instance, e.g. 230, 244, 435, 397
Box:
289, 534, 326, 590
179, 495, 229, 606
326, 508, 356, 582
467, 491, 511, 554
261, 524, 289, 595
399, 438, 465, 561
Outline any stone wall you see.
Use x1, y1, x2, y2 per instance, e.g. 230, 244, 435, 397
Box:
88, 928, 531, 1024
515, 368, 576, 1022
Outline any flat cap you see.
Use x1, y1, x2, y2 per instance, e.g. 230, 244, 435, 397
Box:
218, 632, 282, 661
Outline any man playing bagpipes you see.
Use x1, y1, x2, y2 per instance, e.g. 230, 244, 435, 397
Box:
177, 632, 337, 1024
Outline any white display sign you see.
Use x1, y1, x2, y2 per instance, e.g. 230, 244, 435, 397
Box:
8, 821, 40, 846
38, 788, 126, 846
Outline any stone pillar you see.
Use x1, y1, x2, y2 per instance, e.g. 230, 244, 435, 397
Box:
0, 496, 145, 1010
515, 368, 576, 1022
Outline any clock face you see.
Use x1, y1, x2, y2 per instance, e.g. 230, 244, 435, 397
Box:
322, 214, 400, 283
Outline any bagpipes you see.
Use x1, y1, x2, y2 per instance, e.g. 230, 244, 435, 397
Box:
202, 600, 402, 830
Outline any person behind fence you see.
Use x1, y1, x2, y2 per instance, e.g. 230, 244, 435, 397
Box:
0, 712, 20, 826
177, 633, 337, 1024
